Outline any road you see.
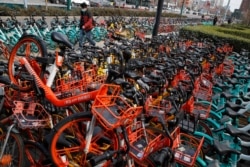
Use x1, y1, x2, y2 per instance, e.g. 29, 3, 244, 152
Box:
0, 0, 66, 7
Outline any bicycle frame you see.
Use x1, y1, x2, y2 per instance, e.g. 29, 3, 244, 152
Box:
19, 57, 99, 107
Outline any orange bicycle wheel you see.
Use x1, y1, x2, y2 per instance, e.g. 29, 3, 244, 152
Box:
50, 112, 120, 167
24, 140, 53, 167
0, 131, 25, 167
8, 34, 48, 92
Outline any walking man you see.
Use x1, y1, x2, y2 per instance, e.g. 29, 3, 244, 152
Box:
79, 1, 96, 47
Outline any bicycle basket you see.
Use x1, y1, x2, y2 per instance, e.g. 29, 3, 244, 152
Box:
145, 97, 172, 118
55, 69, 106, 98
193, 75, 213, 101
222, 59, 234, 77
192, 102, 211, 119
92, 95, 142, 130
171, 127, 204, 167
127, 121, 170, 160
95, 84, 121, 97
182, 96, 211, 119
4, 87, 36, 108
12, 101, 52, 129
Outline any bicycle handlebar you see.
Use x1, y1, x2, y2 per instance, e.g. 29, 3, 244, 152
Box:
89, 150, 117, 166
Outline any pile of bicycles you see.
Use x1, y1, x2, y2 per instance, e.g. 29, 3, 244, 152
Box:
0, 30, 250, 167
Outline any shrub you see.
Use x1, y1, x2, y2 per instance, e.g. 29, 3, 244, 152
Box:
180, 25, 250, 52
0, 4, 183, 18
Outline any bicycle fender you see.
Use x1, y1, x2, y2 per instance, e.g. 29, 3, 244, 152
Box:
193, 131, 214, 145
209, 110, 221, 120
210, 102, 218, 111
196, 156, 207, 167
205, 118, 221, 129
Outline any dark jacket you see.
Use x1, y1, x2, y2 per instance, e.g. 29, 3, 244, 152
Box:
79, 10, 94, 32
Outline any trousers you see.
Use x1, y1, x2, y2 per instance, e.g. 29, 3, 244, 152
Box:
79, 29, 96, 47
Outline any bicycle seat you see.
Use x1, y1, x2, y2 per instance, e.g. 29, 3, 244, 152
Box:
122, 49, 132, 63
149, 72, 161, 80
224, 107, 246, 119
22, 24, 30, 31
141, 76, 158, 84
225, 124, 250, 139
214, 82, 232, 90
51, 31, 74, 49
0, 76, 11, 85
155, 64, 166, 71
218, 115, 231, 125
122, 91, 133, 99
125, 71, 141, 80
232, 73, 250, 80
226, 78, 241, 86
2, 25, 15, 31
239, 92, 250, 102
233, 69, 245, 74
245, 66, 250, 71
220, 92, 239, 100
134, 59, 144, 67
214, 140, 240, 155
225, 102, 245, 110
40, 24, 48, 29
113, 78, 131, 88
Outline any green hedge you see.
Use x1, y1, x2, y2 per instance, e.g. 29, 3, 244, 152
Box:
0, 4, 182, 18
180, 25, 250, 52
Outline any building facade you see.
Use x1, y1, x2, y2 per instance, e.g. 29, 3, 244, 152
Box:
240, 0, 250, 12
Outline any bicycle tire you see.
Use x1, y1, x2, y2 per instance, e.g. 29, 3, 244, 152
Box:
49, 111, 120, 167
0, 131, 25, 167
24, 140, 54, 167
8, 34, 48, 92
196, 120, 214, 155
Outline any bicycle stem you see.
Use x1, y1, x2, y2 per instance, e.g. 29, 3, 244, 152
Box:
84, 116, 96, 154
0, 124, 15, 160
45, 61, 58, 88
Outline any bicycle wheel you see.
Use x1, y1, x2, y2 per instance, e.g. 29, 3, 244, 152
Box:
8, 34, 48, 91
196, 120, 214, 155
0, 131, 25, 167
50, 111, 120, 167
24, 140, 54, 167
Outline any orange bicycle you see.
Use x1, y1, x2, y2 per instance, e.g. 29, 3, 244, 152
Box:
48, 83, 177, 167
8, 32, 107, 107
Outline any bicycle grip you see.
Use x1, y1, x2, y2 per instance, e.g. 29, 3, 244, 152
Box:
89, 150, 116, 166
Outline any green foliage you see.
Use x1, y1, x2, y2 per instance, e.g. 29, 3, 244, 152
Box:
180, 25, 250, 52
0, 4, 182, 18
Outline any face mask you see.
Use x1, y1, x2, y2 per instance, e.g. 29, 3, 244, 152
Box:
81, 8, 87, 12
